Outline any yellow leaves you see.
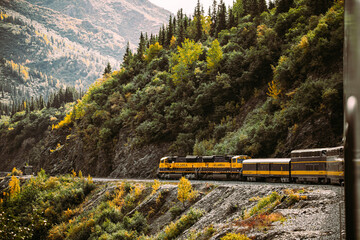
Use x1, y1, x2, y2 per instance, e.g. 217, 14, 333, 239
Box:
267, 80, 282, 100
7, 167, 23, 176
151, 179, 161, 195
144, 42, 163, 62
52, 111, 73, 130
50, 143, 63, 153
0, 11, 9, 21
298, 35, 309, 49
206, 39, 223, 74
177, 177, 198, 207
5, 60, 30, 82
171, 39, 203, 85
109, 182, 126, 211
131, 184, 143, 198
20, 66, 29, 81
256, 24, 267, 39
87, 175, 93, 184
201, 15, 212, 35
9, 176, 20, 199
221, 233, 250, 240
170, 36, 177, 48
71, 169, 76, 178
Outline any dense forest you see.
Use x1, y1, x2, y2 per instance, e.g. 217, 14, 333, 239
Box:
0, 0, 344, 176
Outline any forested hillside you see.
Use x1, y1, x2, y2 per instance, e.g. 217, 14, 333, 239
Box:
0, 0, 169, 115
0, 0, 344, 177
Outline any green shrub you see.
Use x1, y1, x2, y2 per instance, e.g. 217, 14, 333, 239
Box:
247, 192, 281, 218
157, 208, 203, 240
169, 205, 183, 219
123, 211, 148, 234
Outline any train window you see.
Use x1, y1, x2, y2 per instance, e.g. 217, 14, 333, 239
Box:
237, 159, 242, 163
306, 164, 313, 171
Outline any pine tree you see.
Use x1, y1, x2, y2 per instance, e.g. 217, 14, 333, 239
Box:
136, 32, 146, 60
177, 19, 185, 46
258, 0, 267, 13
103, 62, 112, 75
158, 26, 165, 46
215, 0, 227, 37
210, 0, 217, 37
249, 0, 259, 16
228, 8, 235, 29
194, 0, 202, 42
122, 42, 133, 68
276, 0, 294, 14
268, 1, 275, 9
165, 15, 173, 47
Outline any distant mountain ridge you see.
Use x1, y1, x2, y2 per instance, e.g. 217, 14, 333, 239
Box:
24, 0, 170, 52
0, 0, 170, 109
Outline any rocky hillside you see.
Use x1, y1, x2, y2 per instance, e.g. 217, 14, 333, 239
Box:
0, 174, 345, 239
0, 0, 169, 107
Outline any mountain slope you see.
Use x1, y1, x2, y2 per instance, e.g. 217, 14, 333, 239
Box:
0, 0, 170, 109
0, 0, 343, 178
25, 0, 170, 46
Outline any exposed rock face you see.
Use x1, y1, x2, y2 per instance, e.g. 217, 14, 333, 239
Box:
90, 180, 345, 239
151, 183, 344, 239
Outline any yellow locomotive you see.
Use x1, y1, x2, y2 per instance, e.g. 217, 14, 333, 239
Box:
158, 155, 251, 180
157, 146, 344, 184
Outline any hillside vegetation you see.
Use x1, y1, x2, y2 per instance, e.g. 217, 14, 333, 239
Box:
0, 0, 344, 177
0, 0, 169, 114
0, 172, 344, 239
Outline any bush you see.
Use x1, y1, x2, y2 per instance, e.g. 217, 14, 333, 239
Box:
170, 205, 183, 219
123, 211, 148, 234
221, 233, 250, 240
246, 192, 281, 218
157, 208, 203, 240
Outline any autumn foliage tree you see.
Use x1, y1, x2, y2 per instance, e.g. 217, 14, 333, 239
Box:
206, 39, 223, 74
177, 177, 198, 207
9, 175, 20, 199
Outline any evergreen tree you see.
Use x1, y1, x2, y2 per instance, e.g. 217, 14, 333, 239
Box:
38, 95, 45, 110
194, 0, 202, 42
249, 0, 259, 16
136, 32, 146, 60
268, 1, 275, 9
177, 19, 185, 46
215, 0, 227, 37
210, 0, 218, 37
258, 0, 267, 13
122, 42, 133, 68
158, 26, 165, 46
304, 0, 333, 15
173, 16, 177, 35
30, 97, 35, 111
228, 8, 235, 29
103, 62, 112, 75
276, 0, 294, 14
166, 15, 173, 47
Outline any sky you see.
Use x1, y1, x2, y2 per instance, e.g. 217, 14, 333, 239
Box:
148, 0, 236, 15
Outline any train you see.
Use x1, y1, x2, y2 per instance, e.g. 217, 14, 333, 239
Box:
157, 146, 344, 184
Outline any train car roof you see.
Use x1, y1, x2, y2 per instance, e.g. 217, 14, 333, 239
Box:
232, 155, 250, 158
291, 146, 343, 154
243, 158, 291, 163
